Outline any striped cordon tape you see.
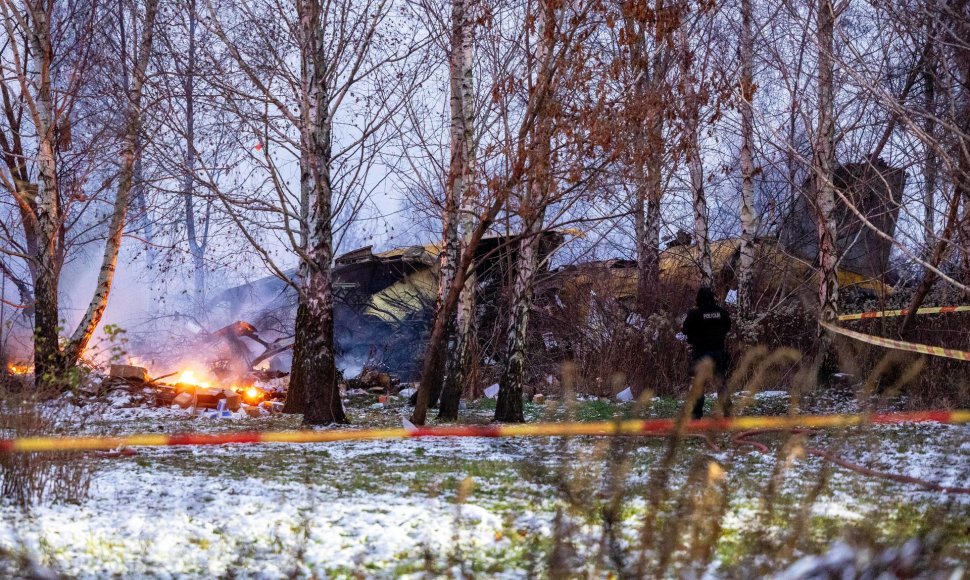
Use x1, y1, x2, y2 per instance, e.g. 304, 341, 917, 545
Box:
838, 305, 970, 321
1, 410, 968, 453
821, 320, 970, 361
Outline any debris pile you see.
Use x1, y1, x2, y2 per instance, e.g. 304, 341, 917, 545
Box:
344, 368, 399, 395
91, 363, 287, 419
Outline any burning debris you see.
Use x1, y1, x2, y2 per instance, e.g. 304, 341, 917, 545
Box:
95, 360, 286, 418
5, 362, 32, 375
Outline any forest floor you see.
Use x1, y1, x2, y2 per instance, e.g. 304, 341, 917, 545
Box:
1, 389, 968, 578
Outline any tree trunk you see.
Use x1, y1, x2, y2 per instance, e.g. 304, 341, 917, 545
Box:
814, 0, 839, 337
116, 0, 155, 273
412, 0, 560, 425
686, 124, 713, 290
495, 210, 545, 423
32, 268, 60, 384
433, 195, 459, 408
737, 0, 757, 322
494, 0, 555, 423
411, 236, 481, 425
283, 295, 309, 413
28, 3, 63, 385
183, 0, 206, 317
626, 16, 665, 318
63, 0, 160, 367
922, 40, 938, 254
298, 265, 346, 425
636, 151, 663, 315
439, 0, 477, 421
295, 0, 346, 425
899, 191, 963, 336
439, 279, 476, 417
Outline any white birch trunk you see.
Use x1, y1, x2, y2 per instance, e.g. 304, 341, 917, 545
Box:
636, 149, 663, 313
737, 0, 758, 322
495, 0, 554, 423
495, 205, 545, 422
814, 0, 839, 332
628, 24, 664, 316
439, 0, 478, 418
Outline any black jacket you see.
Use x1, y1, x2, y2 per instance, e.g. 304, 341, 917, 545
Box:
682, 303, 731, 354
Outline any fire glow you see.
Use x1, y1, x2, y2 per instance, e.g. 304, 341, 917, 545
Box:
176, 370, 211, 389
170, 367, 270, 406
232, 385, 266, 405
6, 363, 32, 375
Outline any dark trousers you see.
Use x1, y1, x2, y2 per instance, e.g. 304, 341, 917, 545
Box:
690, 350, 730, 419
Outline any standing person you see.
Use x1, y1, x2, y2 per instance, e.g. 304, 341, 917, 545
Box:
682, 287, 732, 419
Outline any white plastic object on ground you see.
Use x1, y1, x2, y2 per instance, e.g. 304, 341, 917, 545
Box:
616, 387, 634, 402
483, 384, 500, 398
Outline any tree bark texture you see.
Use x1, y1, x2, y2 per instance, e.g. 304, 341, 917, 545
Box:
411, 0, 562, 425
182, 0, 207, 317
628, 23, 665, 317
495, 208, 545, 423
439, 0, 478, 421
814, 0, 839, 336
495, 0, 555, 424
635, 154, 663, 314
282, 296, 309, 413
294, 0, 347, 425
26, 1, 64, 384
737, 0, 757, 321
686, 123, 714, 290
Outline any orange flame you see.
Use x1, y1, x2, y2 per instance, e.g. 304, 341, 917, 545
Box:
231, 385, 265, 404
174, 370, 212, 394
6, 363, 32, 375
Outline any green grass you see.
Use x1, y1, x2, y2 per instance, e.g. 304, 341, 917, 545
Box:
41, 393, 969, 576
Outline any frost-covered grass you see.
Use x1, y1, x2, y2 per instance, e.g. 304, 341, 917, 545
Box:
1, 391, 968, 578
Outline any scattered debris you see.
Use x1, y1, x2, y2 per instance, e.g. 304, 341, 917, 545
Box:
347, 368, 398, 394
109, 364, 149, 383
616, 387, 634, 402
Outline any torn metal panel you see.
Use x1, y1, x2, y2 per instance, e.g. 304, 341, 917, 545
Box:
780, 158, 905, 279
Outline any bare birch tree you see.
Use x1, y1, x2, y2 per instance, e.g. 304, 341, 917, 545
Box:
737, 0, 758, 323
0, 0, 159, 383
672, 3, 725, 293
437, 0, 479, 420
813, 0, 839, 342
410, 0, 602, 424
203, 0, 428, 423
493, 0, 558, 424
623, 6, 673, 318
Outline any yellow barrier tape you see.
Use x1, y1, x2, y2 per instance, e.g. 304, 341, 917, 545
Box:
821, 320, 970, 361
839, 305, 970, 321
1, 410, 967, 454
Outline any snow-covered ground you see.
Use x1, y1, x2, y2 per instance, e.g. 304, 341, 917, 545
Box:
1, 395, 968, 578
